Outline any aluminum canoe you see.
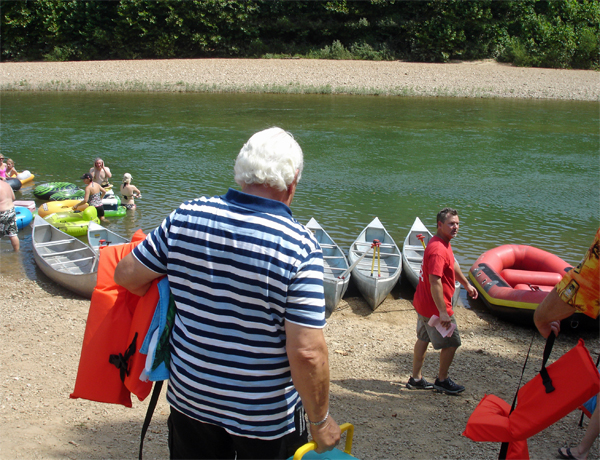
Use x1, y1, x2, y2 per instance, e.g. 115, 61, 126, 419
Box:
87, 221, 129, 254
32, 215, 98, 298
306, 217, 350, 317
402, 216, 432, 289
348, 217, 401, 310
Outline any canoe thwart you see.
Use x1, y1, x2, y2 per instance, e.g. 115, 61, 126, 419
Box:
35, 239, 74, 247
40, 247, 91, 257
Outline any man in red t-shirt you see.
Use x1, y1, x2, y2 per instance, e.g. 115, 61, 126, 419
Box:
406, 208, 478, 394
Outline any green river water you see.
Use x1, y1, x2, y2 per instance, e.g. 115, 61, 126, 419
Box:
1, 92, 598, 304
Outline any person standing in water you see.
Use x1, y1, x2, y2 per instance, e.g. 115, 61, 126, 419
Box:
5, 159, 18, 178
120, 173, 141, 210
73, 173, 107, 222
0, 156, 7, 181
0, 179, 19, 251
89, 158, 112, 187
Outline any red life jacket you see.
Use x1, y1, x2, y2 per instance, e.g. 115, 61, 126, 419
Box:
463, 339, 600, 459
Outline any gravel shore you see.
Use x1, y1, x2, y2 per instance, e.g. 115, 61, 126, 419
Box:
1, 273, 598, 460
1, 58, 599, 100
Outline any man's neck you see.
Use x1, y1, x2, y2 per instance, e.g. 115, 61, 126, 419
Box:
242, 184, 288, 204
436, 231, 451, 244
241, 178, 296, 207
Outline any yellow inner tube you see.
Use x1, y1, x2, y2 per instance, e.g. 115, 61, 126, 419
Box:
38, 200, 88, 218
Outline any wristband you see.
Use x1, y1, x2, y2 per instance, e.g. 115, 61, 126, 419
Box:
307, 408, 329, 426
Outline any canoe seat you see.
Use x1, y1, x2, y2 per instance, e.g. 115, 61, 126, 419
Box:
40, 247, 90, 257
355, 242, 396, 249
319, 244, 336, 249
408, 233, 430, 246
35, 239, 73, 247
49, 256, 95, 268
324, 255, 345, 259
354, 262, 399, 270
406, 256, 422, 263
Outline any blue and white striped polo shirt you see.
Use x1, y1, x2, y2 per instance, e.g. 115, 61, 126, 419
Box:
132, 188, 326, 439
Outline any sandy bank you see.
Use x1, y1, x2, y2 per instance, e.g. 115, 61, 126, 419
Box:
1, 58, 599, 100
0, 272, 598, 459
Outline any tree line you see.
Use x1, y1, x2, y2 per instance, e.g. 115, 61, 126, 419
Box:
1, 0, 598, 70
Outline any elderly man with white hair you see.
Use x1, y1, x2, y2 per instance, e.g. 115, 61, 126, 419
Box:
114, 127, 340, 459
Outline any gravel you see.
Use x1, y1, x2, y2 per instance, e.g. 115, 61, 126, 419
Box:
1, 58, 599, 100
1, 273, 598, 459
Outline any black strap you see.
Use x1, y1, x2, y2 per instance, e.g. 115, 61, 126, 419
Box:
498, 332, 537, 460
539, 332, 556, 394
109, 332, 138, 382
139, 381, 164, 460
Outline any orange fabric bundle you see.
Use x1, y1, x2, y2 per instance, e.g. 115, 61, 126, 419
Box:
70, 230, 162, 408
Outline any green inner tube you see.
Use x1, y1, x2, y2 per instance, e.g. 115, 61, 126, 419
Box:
34, 182, 79, 200
104, 206, 127, 218
49, 189, 85, 201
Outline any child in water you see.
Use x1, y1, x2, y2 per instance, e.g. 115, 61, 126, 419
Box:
120, 173, 142, 210
5, 159, 18, 178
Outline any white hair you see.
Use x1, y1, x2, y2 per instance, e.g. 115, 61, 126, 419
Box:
234, 127, 303, 191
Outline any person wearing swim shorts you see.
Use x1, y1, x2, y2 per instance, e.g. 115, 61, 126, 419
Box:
534, 228, 599, 460
0, 179, 19, 251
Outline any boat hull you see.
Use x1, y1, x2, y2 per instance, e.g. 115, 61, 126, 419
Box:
306, 218, 350, 317
469, 244, 572, 321
402, 217, 431, 289
348, 217, 401, 310
32, 215, 98, 298
87, 221, 129, 253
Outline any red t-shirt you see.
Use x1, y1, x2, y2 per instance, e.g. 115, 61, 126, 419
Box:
413, 235, 456, 318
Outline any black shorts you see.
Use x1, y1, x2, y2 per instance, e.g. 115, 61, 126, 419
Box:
168, 405, 308, 460
95, 205, 105, 219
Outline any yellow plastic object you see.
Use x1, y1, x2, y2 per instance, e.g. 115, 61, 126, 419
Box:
38, 200, 88, 218
291, 423, 355, 460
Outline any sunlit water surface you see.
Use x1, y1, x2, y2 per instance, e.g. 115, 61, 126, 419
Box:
2, 92, 598, 304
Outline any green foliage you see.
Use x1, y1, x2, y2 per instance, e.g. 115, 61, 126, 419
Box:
1, 0, 598, 69
496, 0, 599, 69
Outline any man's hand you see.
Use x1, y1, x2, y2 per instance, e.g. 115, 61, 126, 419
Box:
438, 311, 452, 330
466, 284, 478, 299
309, 415, 341, 454
536, 320, 561, 339
534, 288, 573, 338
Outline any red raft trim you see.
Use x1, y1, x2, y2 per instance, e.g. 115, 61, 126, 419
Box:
468, 244, 572, 312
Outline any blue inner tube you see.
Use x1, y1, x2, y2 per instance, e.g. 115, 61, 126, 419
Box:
15, 206, 33, 230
